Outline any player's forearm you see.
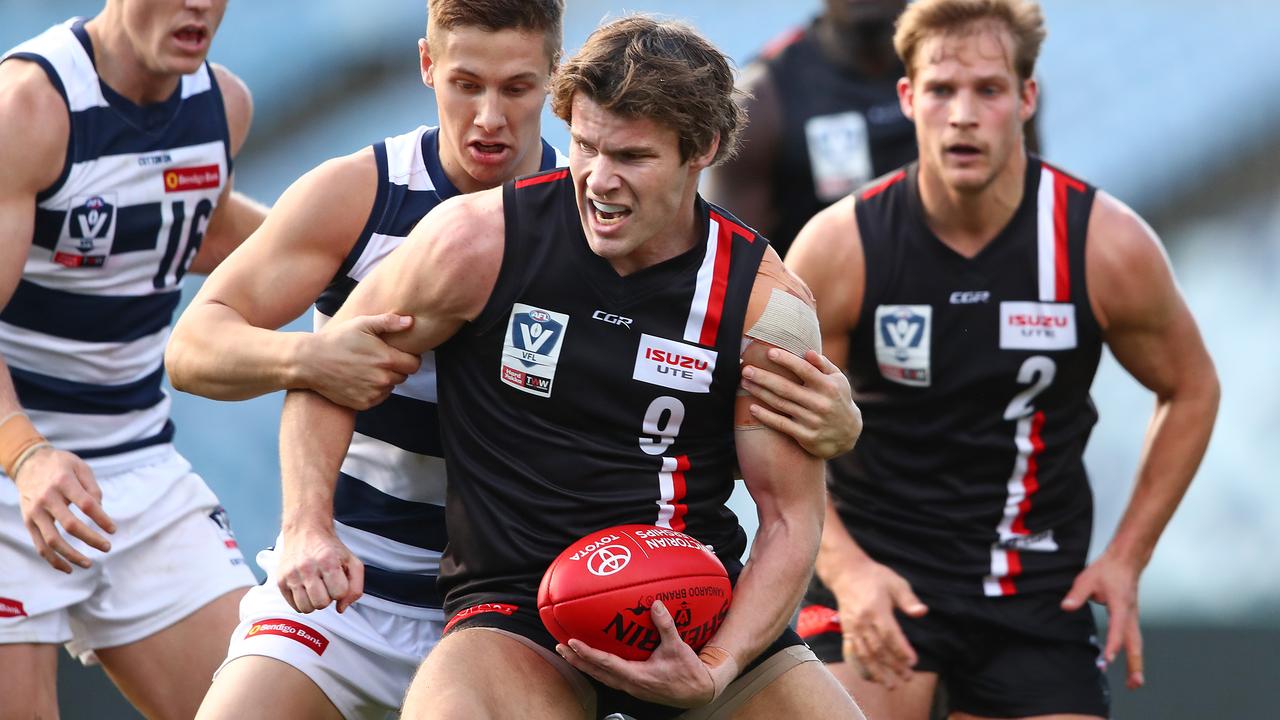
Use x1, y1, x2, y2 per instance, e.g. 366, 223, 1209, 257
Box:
713, 496, 822, 667
279, 388, 355, 533
814, 497, 877, 593
1105, 379, 1220, 569
167, 302, 311, 400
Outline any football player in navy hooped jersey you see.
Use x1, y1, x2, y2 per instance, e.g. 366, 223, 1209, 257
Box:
278, 15, 866, 720
775, 1, 1220, 719
0, 0, 267, 718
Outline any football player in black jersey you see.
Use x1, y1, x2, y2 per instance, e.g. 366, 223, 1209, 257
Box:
774, 1, 1220, 719
277, 15, 866, 720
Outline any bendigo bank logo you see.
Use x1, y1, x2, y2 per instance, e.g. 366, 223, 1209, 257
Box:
163, 164, 221, 193
245, 618, 329, 655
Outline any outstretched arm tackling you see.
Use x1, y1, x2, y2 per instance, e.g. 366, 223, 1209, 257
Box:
1061, 192, 1219, 690
275, 189, 505, 613
166, 149, 419, 408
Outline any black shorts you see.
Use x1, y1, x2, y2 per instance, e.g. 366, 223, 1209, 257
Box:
800, 579, 1110, 718
447, 600, 808, 720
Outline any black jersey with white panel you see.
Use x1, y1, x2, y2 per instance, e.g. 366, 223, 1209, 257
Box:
831, 157, 1102, 597
755, 20, 915, 257
435, 170, 768, 615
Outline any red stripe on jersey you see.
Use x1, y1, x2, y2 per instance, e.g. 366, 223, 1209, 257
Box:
999, 553, 1022, 595
861, 169, 907, 201
1011, 412, 1047, 535
515, 169, 568, 189
698, 216, 737, 346
1052, 173, 1071, 302
670, 454, 691, 532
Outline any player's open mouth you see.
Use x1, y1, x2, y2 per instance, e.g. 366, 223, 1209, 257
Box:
591, 199, 630, 225
946, 143, 982, 157
173, 25, 208, 50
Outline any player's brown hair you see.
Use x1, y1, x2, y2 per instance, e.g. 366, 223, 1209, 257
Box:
893, 0, 1046, 81
550, 15, 745, 165
426, 0, 564, 68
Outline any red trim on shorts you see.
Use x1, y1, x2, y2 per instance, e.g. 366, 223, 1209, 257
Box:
444, 602, 520, 634
796, 604, 841, 639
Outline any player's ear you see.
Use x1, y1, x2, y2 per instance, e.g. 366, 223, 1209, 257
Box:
690, 132, 720, 172
419, 38, 435, 89
897, 76, 915, 121
1019, 76, 1038, 122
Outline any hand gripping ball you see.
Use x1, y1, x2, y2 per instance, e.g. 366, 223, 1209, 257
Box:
537, 524, 732, 661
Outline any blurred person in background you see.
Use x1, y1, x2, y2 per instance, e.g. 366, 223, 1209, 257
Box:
166, 1, 862, 718
0, 0, 266, 718
775, 0, 1220, 718
705, 0, 1040, 261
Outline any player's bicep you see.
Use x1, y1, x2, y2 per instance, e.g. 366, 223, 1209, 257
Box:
194, 154, 375, 328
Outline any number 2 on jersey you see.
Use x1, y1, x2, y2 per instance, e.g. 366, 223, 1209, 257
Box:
1003, 355, 1056, 421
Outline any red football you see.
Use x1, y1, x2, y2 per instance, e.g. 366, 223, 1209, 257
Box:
538, 524, 732, 661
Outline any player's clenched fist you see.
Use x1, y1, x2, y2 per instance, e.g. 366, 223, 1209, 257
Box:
15, 447, 116, 573
277, 523, 365, 614
832, 560, 928, 689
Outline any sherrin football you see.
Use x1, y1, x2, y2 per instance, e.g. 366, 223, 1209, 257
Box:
537, 524, 732, 661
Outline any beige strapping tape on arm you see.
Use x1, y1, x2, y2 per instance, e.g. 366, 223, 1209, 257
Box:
744, 288, 821, 358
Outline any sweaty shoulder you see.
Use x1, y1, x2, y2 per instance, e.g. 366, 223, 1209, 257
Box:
210, 63, 252, 157
1085, 190, 1174, 333
0, 58, 69, 193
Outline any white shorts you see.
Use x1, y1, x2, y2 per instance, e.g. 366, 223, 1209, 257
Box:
0, 444, 255, 663
219, 543, 444, 719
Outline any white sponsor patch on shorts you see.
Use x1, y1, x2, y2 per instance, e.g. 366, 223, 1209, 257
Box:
874, 305, 931, 387
999, 302, 1076, 351
500, 304, 570, 397
633, 334, 717, 393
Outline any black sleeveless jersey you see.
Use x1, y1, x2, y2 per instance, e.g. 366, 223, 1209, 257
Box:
435, 169, 769, 615
755, 21, 916, 258
832, 157, 1102, 597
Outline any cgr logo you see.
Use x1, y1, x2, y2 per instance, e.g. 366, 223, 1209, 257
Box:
593, 310, 632, 328
586, 545, 632, 576
950, 290, 990, 304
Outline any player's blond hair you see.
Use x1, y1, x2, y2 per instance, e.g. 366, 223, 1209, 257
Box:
550, 15, 745, 165
426, 0, 564, 68
893, 0, 1046, 81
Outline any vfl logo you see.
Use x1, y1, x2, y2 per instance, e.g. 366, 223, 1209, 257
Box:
69, 196, 114, 245
586, 545, 632, 577
873, 305, 931, 387
55, 195, 117, 267
500, 303, 570, 397
880, 308, 926, 362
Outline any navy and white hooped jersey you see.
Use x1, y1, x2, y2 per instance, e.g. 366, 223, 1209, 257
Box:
0, 18, 230, 459
829, 157, 1102, 598
312, 125, 564, 614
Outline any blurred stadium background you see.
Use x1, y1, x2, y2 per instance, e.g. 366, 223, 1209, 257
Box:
3, 0, 1277, 717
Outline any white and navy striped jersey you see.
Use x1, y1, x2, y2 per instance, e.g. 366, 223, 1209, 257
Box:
0, 18, 230, 459
313, 126, 564, 614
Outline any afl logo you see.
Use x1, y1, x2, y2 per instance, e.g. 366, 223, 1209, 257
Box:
529, 310, 550, 322
587, 545, 632, 576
